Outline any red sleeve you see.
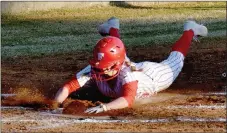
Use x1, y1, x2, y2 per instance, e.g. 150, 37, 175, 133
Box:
62, 77, 81, 94
121, 81, 138, 107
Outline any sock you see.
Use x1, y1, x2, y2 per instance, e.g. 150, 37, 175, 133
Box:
172, 30, 194, 57
109, 27, 120, 39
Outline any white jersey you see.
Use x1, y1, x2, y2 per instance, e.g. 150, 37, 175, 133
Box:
76, 51, 184, 99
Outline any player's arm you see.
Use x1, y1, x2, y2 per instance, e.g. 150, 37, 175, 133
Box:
55, 65, 91, 103
106, 81, 138, 110
54, 78, 80, 103
85, 81, 138, 113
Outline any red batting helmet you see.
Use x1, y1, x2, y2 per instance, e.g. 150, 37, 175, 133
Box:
89, 36, 126, 81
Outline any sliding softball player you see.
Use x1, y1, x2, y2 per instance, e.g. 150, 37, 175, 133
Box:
55, 17, 208, 114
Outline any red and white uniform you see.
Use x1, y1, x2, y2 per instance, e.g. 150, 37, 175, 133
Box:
76, 50, 184, 97
63, 28, 194, 107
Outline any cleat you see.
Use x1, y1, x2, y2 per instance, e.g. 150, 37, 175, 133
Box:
184, 20, 208, 41
98, 17, 119, 36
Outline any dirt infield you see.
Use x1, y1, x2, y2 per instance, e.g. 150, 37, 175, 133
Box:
1, 43, 226, 132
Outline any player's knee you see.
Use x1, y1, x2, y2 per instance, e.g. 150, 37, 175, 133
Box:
178, 60, 184, 71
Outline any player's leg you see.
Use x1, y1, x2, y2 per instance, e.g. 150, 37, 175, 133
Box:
172, 20, 208, 57
98, 17, 132, 63
155, 20, 208, 92
98, 17, 120, 38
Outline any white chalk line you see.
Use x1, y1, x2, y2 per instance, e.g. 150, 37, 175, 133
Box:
39, 111, 110, 119
1, 94, 16, 97
1, 106, 33, 110
166, 105, 226, 109
2, 117, 226, 123
1, 91, 226, 98
2, 104, 225, 111
200, 92, 227, 96
175, 117, 226, 122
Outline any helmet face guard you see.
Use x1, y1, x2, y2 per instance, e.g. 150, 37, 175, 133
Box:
89, 36, 126, 81
90, 62, 122, 81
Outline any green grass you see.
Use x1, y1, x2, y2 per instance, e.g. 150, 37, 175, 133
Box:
1, 2, 226, 59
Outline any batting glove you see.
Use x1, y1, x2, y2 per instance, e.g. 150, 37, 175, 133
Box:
84, 104, 108, 114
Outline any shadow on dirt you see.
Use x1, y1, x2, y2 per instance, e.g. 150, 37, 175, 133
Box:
109, 1, 225, 10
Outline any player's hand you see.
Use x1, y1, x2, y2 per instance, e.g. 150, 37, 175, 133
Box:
84, 104, 107, 114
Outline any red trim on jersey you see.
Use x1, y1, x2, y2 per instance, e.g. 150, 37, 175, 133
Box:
63, 78, 80, 94
121, 81, 138, 107
109, 27, 120, 38
172, 30, 194, 56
